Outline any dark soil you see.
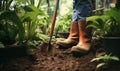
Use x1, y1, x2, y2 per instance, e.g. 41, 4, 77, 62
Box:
0, 40, 120, 71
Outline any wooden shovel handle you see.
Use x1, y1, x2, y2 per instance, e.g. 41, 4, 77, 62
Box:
50, 0, 59, 36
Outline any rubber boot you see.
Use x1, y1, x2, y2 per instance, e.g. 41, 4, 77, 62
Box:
71, 20, 92, 53
56, 22, 79, 48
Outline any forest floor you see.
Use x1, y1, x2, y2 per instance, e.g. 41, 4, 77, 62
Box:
0, 39, 120, 71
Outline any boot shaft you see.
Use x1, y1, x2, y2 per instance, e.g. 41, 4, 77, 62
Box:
68, 22, 79, 40
78, 20, 92, 43
56, 22, 79, 48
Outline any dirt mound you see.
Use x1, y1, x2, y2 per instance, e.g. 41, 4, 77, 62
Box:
0, 43, 120, 71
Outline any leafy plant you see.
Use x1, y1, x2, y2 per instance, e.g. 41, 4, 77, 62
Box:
21, 5, 45, 40
87, 7, 120, 39
16, 0, 48, 42
26, 40, 39, 47
105, 7, 120, 36
91, 54, 119, 71
0, 0, 53, 46
36, 33, 50, 43
87, 15, 110, 39
0, 42, 5, 48
0, 0, 13, 11
0, 0, 25, 44
0, 11, 24, 44
54, 12, 72, 34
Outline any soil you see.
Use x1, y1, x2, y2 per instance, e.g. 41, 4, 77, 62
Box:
0, 40, 120, 71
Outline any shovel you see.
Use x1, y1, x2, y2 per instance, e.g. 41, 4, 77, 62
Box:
48, 0, 59, 52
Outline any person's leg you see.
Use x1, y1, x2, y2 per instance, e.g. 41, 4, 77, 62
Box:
71, 0, 93, 53
56, 0, 79, 48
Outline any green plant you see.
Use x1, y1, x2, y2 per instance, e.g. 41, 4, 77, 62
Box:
87, 15, 110, 39
0, 42, 5, 48
105, 7, 120, 36
36, 33, 50, 43
91, 54, 119, 70
0, 11, 24, 44
21, 5, 46, 40
0, 0, 52, 45
54, 12, 72, 34
16, 0, 48, 41
87, 7, 120, 39
0, 0, 25, 44
0, 0, 13, 11
26, 40, 39, 47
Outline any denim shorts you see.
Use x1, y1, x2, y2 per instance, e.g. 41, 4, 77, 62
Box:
72, 0, 92, 22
